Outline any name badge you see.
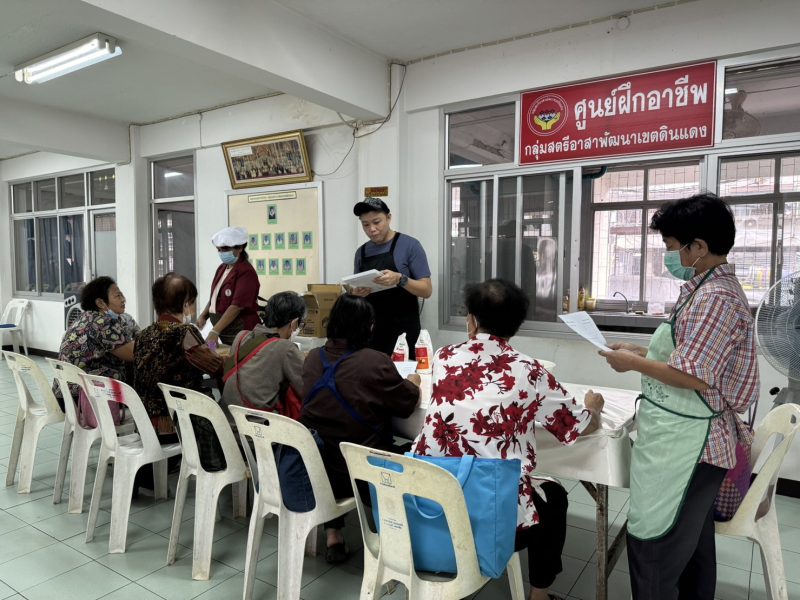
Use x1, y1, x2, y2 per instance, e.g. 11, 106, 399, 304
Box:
225, 289, 232, 297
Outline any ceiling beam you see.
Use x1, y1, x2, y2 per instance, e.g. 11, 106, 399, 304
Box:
80, 0, 390, 120
0, 96, 130, 163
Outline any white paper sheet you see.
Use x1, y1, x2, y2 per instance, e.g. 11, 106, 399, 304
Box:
199, 319, 214, 340
558, 311, 612, 352
341, 269, 393, 293
393, 360, 419, 378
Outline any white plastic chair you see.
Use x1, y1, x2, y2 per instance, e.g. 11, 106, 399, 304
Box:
716, 403, 800, 600
82, 374, 182, 553
0, 299, 30, 358
340, 443, 525, 600
3, 351, 65, 494
47, 359, 135, 513
229, 405, 357, 600
160, 384, 249, 580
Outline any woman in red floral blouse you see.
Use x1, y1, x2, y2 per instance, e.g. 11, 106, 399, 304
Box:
413, 279, 604, 600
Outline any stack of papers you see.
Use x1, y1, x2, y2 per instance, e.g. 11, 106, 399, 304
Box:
341, 269, 394, 293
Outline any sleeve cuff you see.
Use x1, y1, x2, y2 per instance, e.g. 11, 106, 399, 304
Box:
667, 353, 714, 387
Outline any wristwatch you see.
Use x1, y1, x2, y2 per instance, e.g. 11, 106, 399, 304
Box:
397, 274, 409, 288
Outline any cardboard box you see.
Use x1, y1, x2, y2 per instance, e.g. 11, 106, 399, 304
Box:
302, 284, 342, 337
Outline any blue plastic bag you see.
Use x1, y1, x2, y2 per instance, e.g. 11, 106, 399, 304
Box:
370, 453, 520, 578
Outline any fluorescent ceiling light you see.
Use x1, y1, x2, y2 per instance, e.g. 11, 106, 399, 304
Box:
163, 172, 182, 178
14, 33, 122, 84
724, 87, 739, 95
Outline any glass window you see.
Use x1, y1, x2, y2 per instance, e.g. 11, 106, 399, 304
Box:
723, 59, 800, 140
784, 202, 800, 278
719, 158, 775, 196
447, 179, 492, 317
13, 219, 36, 292
35, 179, 56, 211
12, 183, 32, 213
780, 156, 800, 193
60, 215, 85, 292
447, 104, 515, 168
153, 156, 194, 199
589, 162, 701, 305
59, 174, 85, 209
90, 169, 116, 205
93, 213, 117, 279
728, 203, 773, 304
153, 201, 196, 281
38, 217, 60, 293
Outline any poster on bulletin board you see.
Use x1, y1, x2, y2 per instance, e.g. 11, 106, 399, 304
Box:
227, 182, 324, 300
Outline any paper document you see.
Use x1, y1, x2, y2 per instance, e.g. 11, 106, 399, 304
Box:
393, 360, 419, 378
341, 269, 393, 293
558, 311, 612, 352
199, 319, 214, 340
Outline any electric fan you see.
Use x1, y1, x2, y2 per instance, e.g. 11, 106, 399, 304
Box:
756, 271, 800, 408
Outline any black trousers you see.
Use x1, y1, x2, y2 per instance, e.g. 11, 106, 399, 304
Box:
627, 462, 727, 600
514, 481, 569, 589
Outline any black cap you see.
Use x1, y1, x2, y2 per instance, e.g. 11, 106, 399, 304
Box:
353, 197, 390, 216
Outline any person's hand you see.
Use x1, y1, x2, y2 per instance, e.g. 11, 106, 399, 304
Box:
406, 373, 421, 386
599, 349, 641, 373
583, 390, 604, 413
373, 270, 401, 287
206, 330, 219, 346
196, 315, 207, 330
350, 287, 372, 297
607, 342, 647, 357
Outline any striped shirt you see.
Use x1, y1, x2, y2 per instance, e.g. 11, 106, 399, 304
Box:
667, 264, 759, 468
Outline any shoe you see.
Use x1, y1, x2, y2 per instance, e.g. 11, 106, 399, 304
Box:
325, 542, 349, 564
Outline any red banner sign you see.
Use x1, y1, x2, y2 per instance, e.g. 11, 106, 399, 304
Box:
519, 62, 716, 164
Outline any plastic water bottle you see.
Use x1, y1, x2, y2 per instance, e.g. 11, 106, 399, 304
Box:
415, 329, 433, 374
391, 333, 409, 362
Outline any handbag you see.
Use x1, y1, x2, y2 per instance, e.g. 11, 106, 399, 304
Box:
78, 382, 124, 429
370, 453, 520, 578
714, 404, 756, 522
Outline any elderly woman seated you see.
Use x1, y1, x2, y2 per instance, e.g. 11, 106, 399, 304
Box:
133, 273, 224, 470
300, 294, 421, 564
55, 276, 136, 419
221, 290, 306, 419
412, 279, 604, 600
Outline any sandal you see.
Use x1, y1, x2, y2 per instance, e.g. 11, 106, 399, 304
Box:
325, 542, 349, 564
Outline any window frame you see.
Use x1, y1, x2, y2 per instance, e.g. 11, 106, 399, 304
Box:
9, 167, 115, 298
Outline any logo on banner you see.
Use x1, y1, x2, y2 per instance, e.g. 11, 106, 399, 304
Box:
527, 93, 568, 136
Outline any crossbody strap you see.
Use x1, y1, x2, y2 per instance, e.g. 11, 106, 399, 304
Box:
224, 334, 280, 409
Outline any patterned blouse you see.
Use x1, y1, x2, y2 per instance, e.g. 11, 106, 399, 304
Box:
133, 318, 222, 434
412, 333, 592, 529
57, 310, 133, 399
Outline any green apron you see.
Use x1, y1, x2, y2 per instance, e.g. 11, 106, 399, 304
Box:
628, 268, 721, 541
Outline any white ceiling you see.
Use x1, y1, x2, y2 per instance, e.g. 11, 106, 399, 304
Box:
273, 0, 671, 62
0, 0, 676, 159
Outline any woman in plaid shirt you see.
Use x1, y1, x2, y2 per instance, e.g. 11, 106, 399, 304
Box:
601, 194, 759, 600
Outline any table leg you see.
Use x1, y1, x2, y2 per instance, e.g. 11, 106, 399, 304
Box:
595, 484, 609, 600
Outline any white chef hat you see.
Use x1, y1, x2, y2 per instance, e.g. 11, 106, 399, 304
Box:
211, 226, 248, 247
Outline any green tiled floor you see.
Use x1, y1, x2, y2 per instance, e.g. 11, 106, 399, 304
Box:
0, 356, 798, 599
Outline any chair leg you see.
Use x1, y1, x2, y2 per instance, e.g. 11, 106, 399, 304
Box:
506, 552, 525, 600
167, 467, 191, 566
153, 459, 169, 500
5, 410, 24, 487
277, 512, 312, 600
192, 478, 222, 580
53, 427, 73, 505
67, 431, 95, 513
305, 524, 319, 556
232, 479, 247, 519
755, 510, 789, 600
242, 501, 267, 600
86, 453, 110, 543
21, 331, 28, 357
17, 418, 44, 494
108, 462, 137, 553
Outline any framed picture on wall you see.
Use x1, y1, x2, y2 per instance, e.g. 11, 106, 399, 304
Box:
222, 131, 312, 189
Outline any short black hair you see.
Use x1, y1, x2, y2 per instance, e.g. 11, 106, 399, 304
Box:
152, 272, 198, 315
80, 276, 116, 311
650, 193, 736, 255
326, 294, 375, 350
464, 279, 529, 339
264, 291, 306, 328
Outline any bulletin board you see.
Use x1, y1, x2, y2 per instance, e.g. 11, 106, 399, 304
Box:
227, 182, 324, 299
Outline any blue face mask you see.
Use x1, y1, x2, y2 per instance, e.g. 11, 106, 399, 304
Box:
106, 309, 119, 321
219, 251, 237, 265
664, 244, 698, 281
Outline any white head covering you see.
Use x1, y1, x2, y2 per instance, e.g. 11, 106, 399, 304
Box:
211, 226, 248, 247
